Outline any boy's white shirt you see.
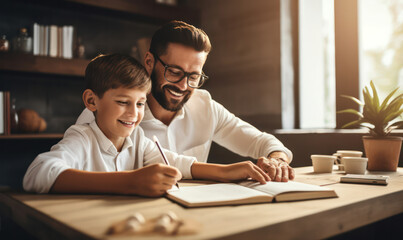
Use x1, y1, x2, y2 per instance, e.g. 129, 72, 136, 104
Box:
23, 120, 196, 193
76, 89, 293, 163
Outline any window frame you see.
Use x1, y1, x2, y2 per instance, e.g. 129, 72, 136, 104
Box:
289, 0, 360, 129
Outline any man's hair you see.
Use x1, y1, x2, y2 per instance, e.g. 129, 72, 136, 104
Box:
85, 54, 151, 98
149, 20, 211, 56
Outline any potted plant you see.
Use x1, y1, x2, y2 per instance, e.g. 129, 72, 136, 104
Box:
338, 81, 403, 171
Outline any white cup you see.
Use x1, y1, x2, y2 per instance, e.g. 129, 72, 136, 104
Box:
337, 150, 363, 170
311, 155, 336, 173
337, 150, 363, 157
342, 157, 368, 174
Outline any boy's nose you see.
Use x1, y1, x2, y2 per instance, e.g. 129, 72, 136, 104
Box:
127, 105, 138, 118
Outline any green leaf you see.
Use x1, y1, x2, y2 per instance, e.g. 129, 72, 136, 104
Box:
340, 95, 363, 106
384, 109, 403, 124
379, 87, 399, 110
384, 120, 403, 135
341, 119, 363, 129
370, 81, 380, 110
362, 87, 377, 114
337, 109, 363, 118
389, 120, 403, 128
382, 95, 403, 117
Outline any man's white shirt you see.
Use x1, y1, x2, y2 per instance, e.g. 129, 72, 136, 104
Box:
76, 89, 292, 163
23, 120, 196, 193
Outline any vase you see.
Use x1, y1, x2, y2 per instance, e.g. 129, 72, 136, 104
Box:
363, 136, 402, 171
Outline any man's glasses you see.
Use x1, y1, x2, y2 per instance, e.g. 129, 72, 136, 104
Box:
153, 54, 208, 88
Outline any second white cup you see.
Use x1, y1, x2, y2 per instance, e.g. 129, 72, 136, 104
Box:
337, 150, 363, 170
343, 157, 368, 174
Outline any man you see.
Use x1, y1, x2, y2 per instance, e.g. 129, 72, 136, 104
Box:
77, 20, 294, 182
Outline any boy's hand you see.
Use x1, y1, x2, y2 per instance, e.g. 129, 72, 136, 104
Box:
129, 164, 181, 197
257, 154, 295, 182
221, 161, 270, 184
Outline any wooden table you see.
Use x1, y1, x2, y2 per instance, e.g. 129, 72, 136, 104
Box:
1, 167, 403, 240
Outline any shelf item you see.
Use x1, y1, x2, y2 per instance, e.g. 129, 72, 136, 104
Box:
0, 52, 89, 76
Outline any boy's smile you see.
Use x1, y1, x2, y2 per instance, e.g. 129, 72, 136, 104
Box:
92, 87, 147, 151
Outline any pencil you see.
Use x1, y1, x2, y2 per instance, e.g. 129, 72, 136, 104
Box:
153, 135, 180, 189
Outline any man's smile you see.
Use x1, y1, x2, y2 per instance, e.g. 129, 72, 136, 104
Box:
164, 86, 189, 100
167, 88, 184, 97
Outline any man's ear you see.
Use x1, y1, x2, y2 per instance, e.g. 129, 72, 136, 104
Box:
144, 51, 155, 75
82, 89, 98, 112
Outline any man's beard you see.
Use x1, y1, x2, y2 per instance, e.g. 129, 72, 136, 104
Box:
150, 70, 192, 112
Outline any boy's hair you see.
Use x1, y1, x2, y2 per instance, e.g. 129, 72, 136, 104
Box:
85, 54, 151, 98
149, 20, 211, 57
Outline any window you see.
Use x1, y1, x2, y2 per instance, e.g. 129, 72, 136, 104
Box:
359, 0, 403, 99
299, 0, 335, 128
296, 0, 403, 129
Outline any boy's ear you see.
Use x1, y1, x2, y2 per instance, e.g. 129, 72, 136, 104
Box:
144, 51, 154, 75
82, 89, 98, 112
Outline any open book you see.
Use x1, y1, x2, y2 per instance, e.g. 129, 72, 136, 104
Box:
167, 181, 337, 207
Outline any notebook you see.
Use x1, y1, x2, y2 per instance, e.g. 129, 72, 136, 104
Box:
167, 181, 337, 207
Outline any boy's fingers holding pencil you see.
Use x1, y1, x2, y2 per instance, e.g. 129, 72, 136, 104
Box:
160, 164, 182, 180
127, 164, 181, 197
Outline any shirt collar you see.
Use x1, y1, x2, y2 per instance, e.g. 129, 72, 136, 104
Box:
89, 120, 132, 153
143, 102, 185, 123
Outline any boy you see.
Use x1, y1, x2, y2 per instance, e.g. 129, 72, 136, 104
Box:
23, 54, 269, 197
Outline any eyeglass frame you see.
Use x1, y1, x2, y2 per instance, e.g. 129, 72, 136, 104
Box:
152, 53, 209, 89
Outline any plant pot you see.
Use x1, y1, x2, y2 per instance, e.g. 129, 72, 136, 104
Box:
362, 136, 402, 171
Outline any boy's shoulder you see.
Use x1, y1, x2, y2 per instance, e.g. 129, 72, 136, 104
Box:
66, 123, 92, 133
62, 123, 94, 143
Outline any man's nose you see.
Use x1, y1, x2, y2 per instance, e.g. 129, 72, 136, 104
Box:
175, 76, 188, 91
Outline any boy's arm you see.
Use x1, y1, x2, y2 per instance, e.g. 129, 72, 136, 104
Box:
51, 164, 181, 197
191, 161, 270, 184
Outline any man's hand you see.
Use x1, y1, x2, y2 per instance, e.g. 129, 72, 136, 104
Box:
257, 152, 295, 182
128, 164, 182, 197
220, 161, 270, 184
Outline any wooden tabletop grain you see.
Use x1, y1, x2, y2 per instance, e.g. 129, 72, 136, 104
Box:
1, 167, 403, 240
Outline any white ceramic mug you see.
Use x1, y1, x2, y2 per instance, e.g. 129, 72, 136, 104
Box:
337, 150, 363, 157
311, 155, 336, 173
342, 157, 368, 174
337, 150, 363, 170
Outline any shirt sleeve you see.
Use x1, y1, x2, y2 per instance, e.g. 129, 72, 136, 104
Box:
23, 126, 89, 193
140, 129, 196, 179
211, 99, 293, 162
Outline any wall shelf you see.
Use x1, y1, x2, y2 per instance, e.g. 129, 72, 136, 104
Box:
63, 0, 199, 24
0, 53, 89, 77
0, 133, 63, 139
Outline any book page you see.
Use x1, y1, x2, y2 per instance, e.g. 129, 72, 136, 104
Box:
167, 183, 270, 204
238, 181, 332, 196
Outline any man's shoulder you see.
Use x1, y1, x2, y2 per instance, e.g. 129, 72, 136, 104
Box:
186, 89, 224, 112
187, 89, 212, 105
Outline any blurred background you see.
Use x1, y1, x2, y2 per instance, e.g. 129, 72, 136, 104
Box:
0, 0, 402, 187
1, 1, 403, 239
